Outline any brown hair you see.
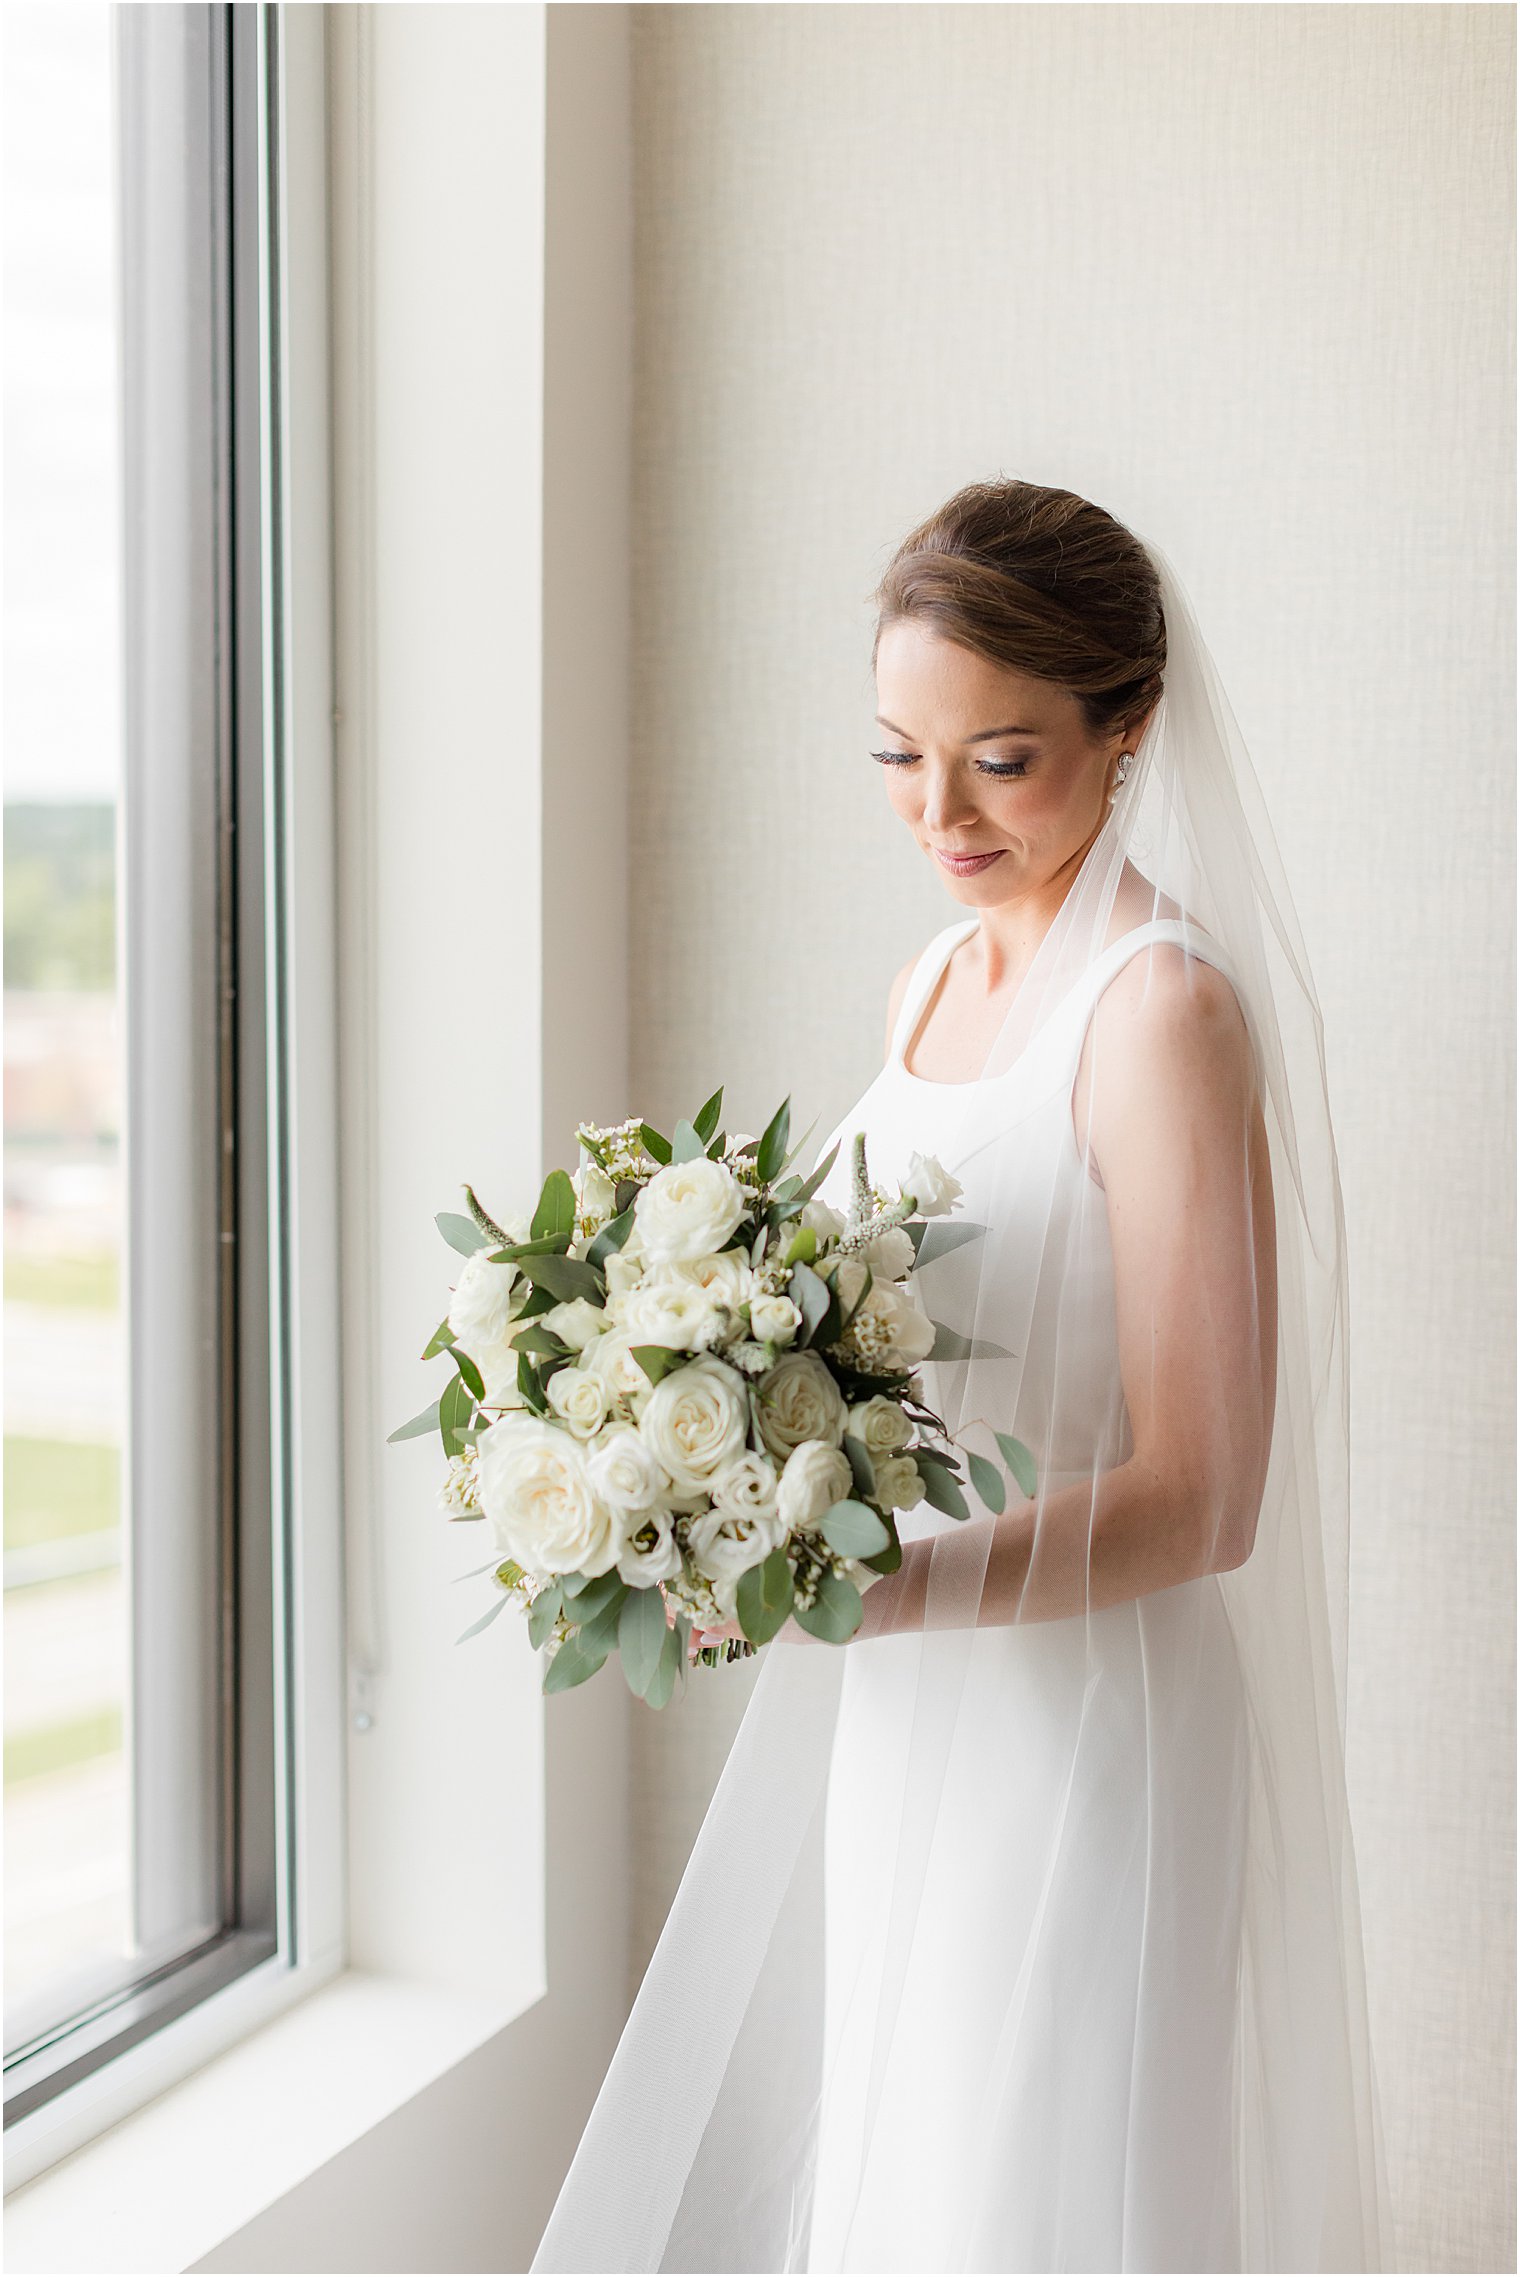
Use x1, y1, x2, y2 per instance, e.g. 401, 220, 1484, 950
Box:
871, 479, 1166, 740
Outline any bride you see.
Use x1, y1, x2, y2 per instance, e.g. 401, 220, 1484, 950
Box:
529, 480, 1391, 2274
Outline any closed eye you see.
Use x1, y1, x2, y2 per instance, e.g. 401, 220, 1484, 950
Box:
870, 749, 1031, 780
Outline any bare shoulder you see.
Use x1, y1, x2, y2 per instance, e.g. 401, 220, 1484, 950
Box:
1092, 940, 1257, 1109
884, 950, 921, 1062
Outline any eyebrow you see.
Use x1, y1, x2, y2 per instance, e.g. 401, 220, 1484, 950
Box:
874, 715, 1040, 743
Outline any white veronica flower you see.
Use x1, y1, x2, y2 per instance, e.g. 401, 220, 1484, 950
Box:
753, 1349, 849, 1462
633, 1156, 747, 1266
476, 1414, 621, 1578
776, 1439, 854, 1533
903, 1151, 963, 1218
638, 1357, 749, 1491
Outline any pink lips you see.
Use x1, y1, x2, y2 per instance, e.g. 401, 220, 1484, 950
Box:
933, 847, 1005, 876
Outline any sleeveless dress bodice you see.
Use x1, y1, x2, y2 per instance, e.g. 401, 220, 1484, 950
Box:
798, 916, 1254, 2275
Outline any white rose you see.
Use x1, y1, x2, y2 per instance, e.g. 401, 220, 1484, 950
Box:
801, 1197, 846, 1245
672, 1249, 756, 1307
686, 1493, 787, 1591
573, 1160, 619, 1229
858, 1223, 917, 1279
586, 1424, 673, 1513
602, 1250, 643, 1301
615, 1512, 683, 1588
476, 1414, 621, 1577
473, 1333, 529, 1411
847, 1394, 912, 1456
614, 1276, 728, 1353
754, 1348, 849, 1461
708, 1449, 782, 1526
634, 1156, 747, 1266
776, 1439, 854, 1533
872, 1452, 926, 1511
447, 1247, 526, 1351
584, 1328, 657, 1408
903, 1151, 963, 1218
539, 1295, 607, 1352
545, 1364, 611, 1440
637, 1356, 749, 1491
749, 1291, 802, 1346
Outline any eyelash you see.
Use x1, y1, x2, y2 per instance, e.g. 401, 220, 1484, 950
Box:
869, 749, 1032, 780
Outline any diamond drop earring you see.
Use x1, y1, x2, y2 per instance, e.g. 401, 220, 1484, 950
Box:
1108, 751, 1133, 806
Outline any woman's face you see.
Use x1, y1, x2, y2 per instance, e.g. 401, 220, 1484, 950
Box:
872, 619, 1142, 908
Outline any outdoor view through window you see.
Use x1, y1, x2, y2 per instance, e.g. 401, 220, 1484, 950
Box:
4, 4, 131, 2047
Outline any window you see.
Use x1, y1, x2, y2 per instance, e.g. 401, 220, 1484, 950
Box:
5, 2, 292, 2123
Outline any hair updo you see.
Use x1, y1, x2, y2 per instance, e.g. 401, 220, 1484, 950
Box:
871, 479, 1166, 741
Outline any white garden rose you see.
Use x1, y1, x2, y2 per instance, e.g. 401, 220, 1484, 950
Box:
614, 1509, 683, 1588
545, 1364, 610, 1440
753, 1348, 849, 1461
708, 1449, 782, 1526
539, 1295, 607, 1352
847, 1394, 913, 1457
671, 1247, 755, 1306
801, 1197, 846, 1245
749, 1291, 802, 1346
476, 1414, 621, 1577
776, 1439, 854, 1533
872, 1452, 925, 1512
474, 1333, 530, 1411
858, 1223, 918, 1279
585, 1424, 673, 1514
584, 1327, 657, 1409
614, 1276, 728, 1353
633, 1155, 747, 1266
638, 1357, 749, 1491
602, 1250, 644, 1301
903, 1151, 963, 1217
447, 1247, 527, 1351
686, 1498, 787, 1594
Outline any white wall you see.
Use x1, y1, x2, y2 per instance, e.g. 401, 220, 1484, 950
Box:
623, 9, 1514, 2274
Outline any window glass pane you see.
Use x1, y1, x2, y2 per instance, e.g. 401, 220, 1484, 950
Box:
3, 1, 132, 2039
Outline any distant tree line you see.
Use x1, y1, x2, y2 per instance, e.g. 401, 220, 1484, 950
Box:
4, 802, 116, 992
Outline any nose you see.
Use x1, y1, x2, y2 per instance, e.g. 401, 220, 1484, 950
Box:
919, 758, 980, 834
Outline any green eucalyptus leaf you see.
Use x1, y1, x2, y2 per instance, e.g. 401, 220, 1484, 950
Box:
791, 1568, 863, 1644
915, 1455, 970, 1521
926, 1319, 1015, 1362
437, 1211, 486, 1258
914, 1219, 990, 1267
995, 1433, 1038, 1498
736, 1546, 794, 1646
565, 1568, 625, 1623
789, 1258, 831, 1343
455, 1593, 514, 1645
438, 1371, 475, 1458
531, 1167, 577, 1241
784, 1224, 817, 1268
642, 1619, 683, 1710
630, 1342, 685, 1387
619, 1584, 669, 1697
587, 1203, 636, 1268
755, 1097, 792, 1184
422, 1317, 456, 1360
820, 1498, 890, 1557
966, 1448, 1007, 1515
528, 1583, 564, 1649
791, 1141, 841, 1205
639, 1124, 672, 1166
841, 1432, 877, 1499
691, 1087, 724, 1144
516, 1350, 549, 1414
510, 1324, 571, 1357
387, 1398, 440, 1445
670, 1119, 706, 1164
519, 1252, 605, 1304
451, 1345, 486, 1400
543, 1636, 609, 1693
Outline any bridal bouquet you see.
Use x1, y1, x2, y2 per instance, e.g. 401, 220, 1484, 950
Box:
389, 1090, 1035, 1709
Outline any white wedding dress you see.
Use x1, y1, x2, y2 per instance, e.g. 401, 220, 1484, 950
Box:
800, 912, 1252, 2274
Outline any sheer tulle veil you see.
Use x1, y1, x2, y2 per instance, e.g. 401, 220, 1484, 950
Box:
528, 529, 1393, 2274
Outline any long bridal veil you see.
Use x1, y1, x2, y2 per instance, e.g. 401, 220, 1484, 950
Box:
529, 530, 1392, 2274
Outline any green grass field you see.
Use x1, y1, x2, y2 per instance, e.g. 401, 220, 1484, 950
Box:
4, 1249, 119, 1310
4, 1436, 120, 1550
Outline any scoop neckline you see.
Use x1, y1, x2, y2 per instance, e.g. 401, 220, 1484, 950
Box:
889, 913, 1220, 1091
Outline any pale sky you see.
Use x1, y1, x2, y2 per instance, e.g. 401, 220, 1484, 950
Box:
3, 1, 123, 803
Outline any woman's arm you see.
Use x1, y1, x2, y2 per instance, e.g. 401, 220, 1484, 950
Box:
857, 946, 1278, 1637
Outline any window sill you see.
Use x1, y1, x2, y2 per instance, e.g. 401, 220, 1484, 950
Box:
3, 1962, 542, 2275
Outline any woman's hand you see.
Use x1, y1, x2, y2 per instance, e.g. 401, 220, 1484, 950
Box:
663, 1588, 746, 1662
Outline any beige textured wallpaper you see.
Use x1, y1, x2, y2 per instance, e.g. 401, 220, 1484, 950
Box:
624, 9, 1514, 2271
